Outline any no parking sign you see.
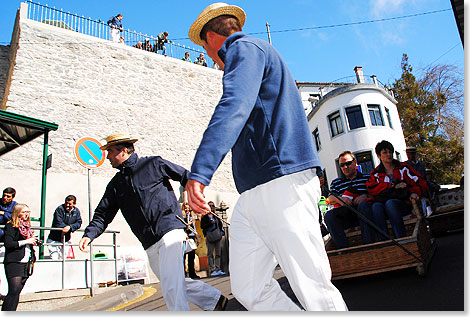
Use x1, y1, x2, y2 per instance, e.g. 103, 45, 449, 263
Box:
74, 137, 105, 169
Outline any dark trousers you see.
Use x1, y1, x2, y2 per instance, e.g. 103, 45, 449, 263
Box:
324, 202, 376, 249
185, 250, 197, 277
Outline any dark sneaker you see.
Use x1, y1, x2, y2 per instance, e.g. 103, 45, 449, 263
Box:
214, 295, 228, 311
189, 274, 201, 279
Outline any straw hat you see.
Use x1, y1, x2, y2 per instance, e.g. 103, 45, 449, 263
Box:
100, 132, 138, 150
188, 2, 246, 46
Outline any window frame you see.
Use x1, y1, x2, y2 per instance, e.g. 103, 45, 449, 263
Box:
328, 110, 344, 138
368, 104, 385, 127
345, 104, 366, 130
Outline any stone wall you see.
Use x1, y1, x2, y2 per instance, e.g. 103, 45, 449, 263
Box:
0, 45, 10, 104
0, 4, 239, 284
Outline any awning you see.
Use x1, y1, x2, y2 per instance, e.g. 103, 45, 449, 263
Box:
0, 109, 58, 157
0, 109, 58, 256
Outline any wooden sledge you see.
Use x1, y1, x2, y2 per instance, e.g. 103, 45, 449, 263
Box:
325, 200, 436, 280
427, 187, 464, 234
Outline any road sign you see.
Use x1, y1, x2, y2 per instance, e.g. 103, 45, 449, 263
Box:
74, 137, 105, 169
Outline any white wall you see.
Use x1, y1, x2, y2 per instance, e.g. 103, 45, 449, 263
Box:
0, 5, 240, 293
308, 86, 407, 181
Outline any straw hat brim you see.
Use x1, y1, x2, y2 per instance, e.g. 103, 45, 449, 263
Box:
100, 138, 138, 150
188, 3, 246, 46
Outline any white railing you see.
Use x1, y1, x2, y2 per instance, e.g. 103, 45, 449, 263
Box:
25, 0, 211, 66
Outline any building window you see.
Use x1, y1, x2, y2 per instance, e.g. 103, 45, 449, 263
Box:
328, 111, 344, 137
345, 105, 365, 130
355, 151, 374, 175
385, 107, 393, 129
312, 128, 321, 151
368, 104, 385, 126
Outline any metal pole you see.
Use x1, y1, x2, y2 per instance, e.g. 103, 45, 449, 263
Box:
88, 168, 95, 296
62, 235, 66, 290
39, 131, 49, 259
266, 21, 272, 45
113, 233, 118, 287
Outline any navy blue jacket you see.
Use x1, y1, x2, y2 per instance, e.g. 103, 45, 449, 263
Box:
107, 16, 122, 29
0, 201, 16, 225
188, 32, 321, 193
48, 205, 82, 242
83, 153, 186, 250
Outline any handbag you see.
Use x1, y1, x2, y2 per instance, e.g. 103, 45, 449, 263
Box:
26, 247, 36, 276
374, 187, 410, 203
206, 227, 223, 243
184, 238, 198, 253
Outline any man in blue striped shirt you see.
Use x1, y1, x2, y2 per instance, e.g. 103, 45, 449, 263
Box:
324, 151, 376, 249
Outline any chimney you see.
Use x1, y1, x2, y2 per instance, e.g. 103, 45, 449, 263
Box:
370, 75, 377, 86
354, 66, 365, 83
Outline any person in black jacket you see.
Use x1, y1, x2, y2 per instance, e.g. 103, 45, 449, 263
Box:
78, 133, 227, 311
2, 204, 39, 311
46, 195, 82, 259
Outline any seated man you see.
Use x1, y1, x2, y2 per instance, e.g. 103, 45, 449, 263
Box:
47, 195, 82, 259
324, 151, 376, 249
0, 187, 17, 241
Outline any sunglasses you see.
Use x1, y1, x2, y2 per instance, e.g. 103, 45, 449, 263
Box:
339, 160, 355, 168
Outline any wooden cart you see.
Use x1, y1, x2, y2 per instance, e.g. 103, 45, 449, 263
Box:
427, 187, 464, 234
324, 200, 436, 280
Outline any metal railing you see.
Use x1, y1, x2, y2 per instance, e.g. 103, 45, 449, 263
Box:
0, 225, 120, 296
24, 0, 213, 66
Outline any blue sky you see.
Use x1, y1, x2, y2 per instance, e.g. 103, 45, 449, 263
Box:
0, 0, 463, 85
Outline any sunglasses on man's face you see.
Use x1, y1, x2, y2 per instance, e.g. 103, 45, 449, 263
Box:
339, 160, 355, 168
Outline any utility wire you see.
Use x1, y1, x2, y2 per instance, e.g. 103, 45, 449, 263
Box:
0, 8, 451, 45
173, 8, 451, 40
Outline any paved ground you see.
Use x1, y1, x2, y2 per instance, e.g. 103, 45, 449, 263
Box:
8, 230, 464, 311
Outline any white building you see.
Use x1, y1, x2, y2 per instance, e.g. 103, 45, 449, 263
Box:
298, 67, 408, 184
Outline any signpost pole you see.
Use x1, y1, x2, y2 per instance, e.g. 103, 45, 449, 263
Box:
74, 137, 105, 297
88, 167, 94, 297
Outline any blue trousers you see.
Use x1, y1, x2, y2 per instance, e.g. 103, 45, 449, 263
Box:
372, 199, 412, 240
324, 202, 376, 249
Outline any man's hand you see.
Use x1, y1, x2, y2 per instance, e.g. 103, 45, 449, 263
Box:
353, 194, 369, 205
62, 225, 71, 233
185, 179, 210, 215
410, 193, 419, 201
79, 237, 91, 252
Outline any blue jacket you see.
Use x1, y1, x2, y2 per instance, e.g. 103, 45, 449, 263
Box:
189, 32, 321, 193
48, 204, 82, 242
107, 16, 122, 29
83, 153, 186, 250
0, 200, 16, 225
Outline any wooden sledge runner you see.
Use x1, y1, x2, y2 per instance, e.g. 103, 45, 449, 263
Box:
324, 200, 436, 280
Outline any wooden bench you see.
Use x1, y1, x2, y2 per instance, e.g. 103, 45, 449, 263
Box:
325, 200, 435, 280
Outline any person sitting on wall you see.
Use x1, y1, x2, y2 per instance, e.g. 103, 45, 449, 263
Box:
366, 140, 428, 241
46, 195, 82, 260
0, 187, 17, 242
323, 151, 376, 249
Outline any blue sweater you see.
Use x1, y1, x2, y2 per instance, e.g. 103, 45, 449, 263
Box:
189, 32, 321, 193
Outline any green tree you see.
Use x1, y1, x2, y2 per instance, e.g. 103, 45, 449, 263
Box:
392, 54, 464, 184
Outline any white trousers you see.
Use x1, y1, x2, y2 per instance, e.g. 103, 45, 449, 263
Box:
145, 229, 221, 311
229, 168, 348, 311
110, 28, 120, 43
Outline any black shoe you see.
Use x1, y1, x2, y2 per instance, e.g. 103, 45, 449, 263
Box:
189, 274, 201, 279
214, 295, 228, 311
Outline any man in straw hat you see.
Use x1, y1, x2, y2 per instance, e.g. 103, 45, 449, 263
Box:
78, 133, 227, 311
185, 3, 347, 311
